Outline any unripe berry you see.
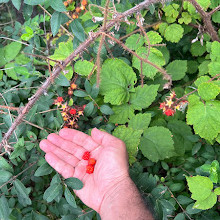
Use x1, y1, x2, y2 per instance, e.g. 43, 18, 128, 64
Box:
70, 83, 77, 90
64, 1, 68, 7
68, 89, 73, 96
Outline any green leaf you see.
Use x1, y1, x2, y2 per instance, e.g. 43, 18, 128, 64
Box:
0, 170, 12, 183
50, 0, 66, 12
12, 0, 21, 10
145, 31, 162, 44
5, 63, 18, 80
140, 126, 175, 162
0, 157, 13, 172
197, 0, 211, 10
14, 179, 32, 206
166, 60, 187, 81
113, 125, 143, 164
186, 175, 213, 201
198, 60, 210, 75
130, 85, 159, 110
73, 90, 88, 97
74, 60, 95, 76
51, 12, 62, 36
50, 40, 73, 63
212, 11, 220, 23
210, 41, 220, 61
0, 70, 3, 80
64, 187, 77, 208
55, 73, 70, 86
208, 61, 220, 77
4, 42, 22, 62
193, 193, 217, 210
109, 104, 135, 124
132, 47, 165, 79
100, 105, 114, 115
125, 34, 144, 50
178, 12, 192, 24
174, 213, 185, 220
24, 0, 45, 5
70, 19, 85, 42
128, 113, 151, 131
198, 82, 220, 100
186, 98, 220, 141
164, 24, 184, 43
214, 187, 220, 195
100, 59, 137, 105
65, 177, 83, 190
0, 196, 11, 220
43, 183, 63, 203
191, 41, 206, 56
34, 163, 53, 177
84, 102, 94, 116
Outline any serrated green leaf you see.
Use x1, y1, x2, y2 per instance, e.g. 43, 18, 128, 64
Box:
113, 125, 142, 164
186, 175, 213, 201
214, 187, 220, 195
132, 47, 165, 79
197, 0, 211, 10
164, 24, 184, 43
130, 85, 159, 110
43, 183, 63, 203
186, 99, 220, 141
178, 12, 192, 24
198, 60, 210, 76
193, 192, 216, 210
100, 59, 137, 105
109, 104, 135, 124
128, 113, 151, 130
0, 196, 11, 220
194, 75, 210, 87
125, 34, 144, 50
50, 0, 66, 12
34, 163, 53, 177
145, 31, 162, 45
212, 11, 220, 23
65, 177, 83, 190
162, 3, 179, 23
50, 40, 73, 63
64, 187, 77, 208
166, 60, 187, 81
70, 19, 85, 42
140, 126, 175, 162
198, 82, 220, 100
74, 60, 95, 76
159, 22, 168, 36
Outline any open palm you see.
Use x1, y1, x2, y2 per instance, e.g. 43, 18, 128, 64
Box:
40, 128, 129, 212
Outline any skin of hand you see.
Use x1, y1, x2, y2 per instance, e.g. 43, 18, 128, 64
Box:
39, 127, 130, 213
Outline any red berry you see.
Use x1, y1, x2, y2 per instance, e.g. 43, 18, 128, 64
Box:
82, 151, 90, 160
88, 158, 96, 166
83, 104, 87, 110
164, 109, 175, 116
57, 97, 64, 102
70, 108, 77, 115
86, 164, 94, 174
159, 102, 166, 109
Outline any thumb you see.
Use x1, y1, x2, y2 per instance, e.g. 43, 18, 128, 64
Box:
91, 128, 123, 147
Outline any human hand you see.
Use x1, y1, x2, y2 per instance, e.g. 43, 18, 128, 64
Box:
39, 128, 130, 213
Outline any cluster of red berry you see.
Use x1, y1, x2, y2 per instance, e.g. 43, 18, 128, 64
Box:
54, 96, 86, 129
82, 151, 96, 174
159, 91, 188, 116
64, 0, 88, 25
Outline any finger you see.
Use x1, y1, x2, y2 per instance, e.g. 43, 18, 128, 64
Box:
91, 128, 124, 148
40, 139, 79, 167
59, 128, 99, 151
46, 134, 85, 159
45, 152, 74, 179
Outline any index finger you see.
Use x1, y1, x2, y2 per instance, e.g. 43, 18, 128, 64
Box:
59, 128, 99, 151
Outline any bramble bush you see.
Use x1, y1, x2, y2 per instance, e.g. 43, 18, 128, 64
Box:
0, 0, 220, 219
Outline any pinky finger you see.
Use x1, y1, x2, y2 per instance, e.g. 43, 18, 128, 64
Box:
45, 152, 75, 179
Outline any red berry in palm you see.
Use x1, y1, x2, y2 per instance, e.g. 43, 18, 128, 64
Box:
86, 164, 94, 174
82, 151, 90, 160
70, 108, 77, 115
164, 109, 175, 116
88, 158, 96, 166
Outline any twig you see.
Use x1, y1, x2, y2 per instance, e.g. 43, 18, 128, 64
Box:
0, 0, 164, 152
0, 105, 19, 111
208, 5, 220, 16
187, 0, 220, 42
38, 4, 74, 38
96, 0, 110, 87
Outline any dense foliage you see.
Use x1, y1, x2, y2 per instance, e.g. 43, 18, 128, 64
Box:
0, 0, 220, 219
